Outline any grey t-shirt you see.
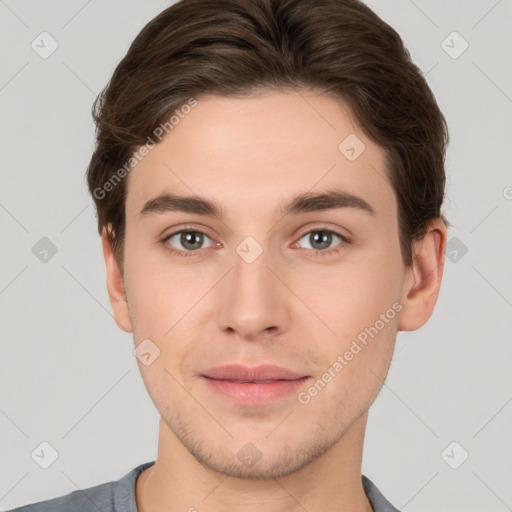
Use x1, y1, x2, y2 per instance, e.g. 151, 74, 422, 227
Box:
7, 461, 400, 511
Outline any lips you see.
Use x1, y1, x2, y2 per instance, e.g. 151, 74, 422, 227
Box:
200, 364, 311, 406
201, 364, 308, 382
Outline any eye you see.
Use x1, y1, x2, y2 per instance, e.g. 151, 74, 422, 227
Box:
163, 229, 216, 256
162, 226, 349, 258
296, 228, 348, 253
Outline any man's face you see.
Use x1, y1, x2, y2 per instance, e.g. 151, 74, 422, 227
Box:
119, 90, 410, 478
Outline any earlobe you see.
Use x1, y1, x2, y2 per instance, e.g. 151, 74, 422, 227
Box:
101, 227, 133, 333
398, 219, 447, 332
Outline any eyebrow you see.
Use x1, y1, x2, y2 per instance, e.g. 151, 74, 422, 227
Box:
138, 189, 375, 219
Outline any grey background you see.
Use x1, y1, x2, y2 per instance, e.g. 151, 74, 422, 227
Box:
1, 0, 511, 510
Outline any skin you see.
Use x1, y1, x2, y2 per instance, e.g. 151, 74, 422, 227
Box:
102, 90, 447, 512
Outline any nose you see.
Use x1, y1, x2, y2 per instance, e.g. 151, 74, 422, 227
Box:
216, 243, 291, 341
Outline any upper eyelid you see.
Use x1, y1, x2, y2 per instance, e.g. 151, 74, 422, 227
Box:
164, 226, 215, 242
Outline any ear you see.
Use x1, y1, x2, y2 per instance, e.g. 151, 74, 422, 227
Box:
101, 226, 133, 333
398, 218, 447, 331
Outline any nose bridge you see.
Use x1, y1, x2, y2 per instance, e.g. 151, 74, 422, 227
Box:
233, 236, 271, 292
216, 235, 289, 338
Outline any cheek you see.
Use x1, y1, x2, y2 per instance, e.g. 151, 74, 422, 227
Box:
123, 249, 215, 353
312, 256, 402, 339
122, 243, 176, 337
301, 239, 403, 377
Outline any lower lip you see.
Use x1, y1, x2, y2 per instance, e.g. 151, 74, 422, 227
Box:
201, 376, 310, 406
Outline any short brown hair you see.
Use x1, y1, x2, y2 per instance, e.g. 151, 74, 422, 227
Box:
87, 0, 449, 272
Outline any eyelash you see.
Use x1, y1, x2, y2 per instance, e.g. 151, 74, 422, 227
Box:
161, 225, 350, 258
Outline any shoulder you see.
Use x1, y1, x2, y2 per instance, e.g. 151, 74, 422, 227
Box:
6, 461, 155, 512
362, 474, 401, 512
6, 481, 116, 512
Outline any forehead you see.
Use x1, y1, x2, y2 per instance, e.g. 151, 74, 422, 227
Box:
125, 91, 396, 222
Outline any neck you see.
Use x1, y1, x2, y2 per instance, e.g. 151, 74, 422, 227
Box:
136, 413, 373, 512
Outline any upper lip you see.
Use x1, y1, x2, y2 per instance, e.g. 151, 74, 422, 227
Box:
201, 364, 308, 381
